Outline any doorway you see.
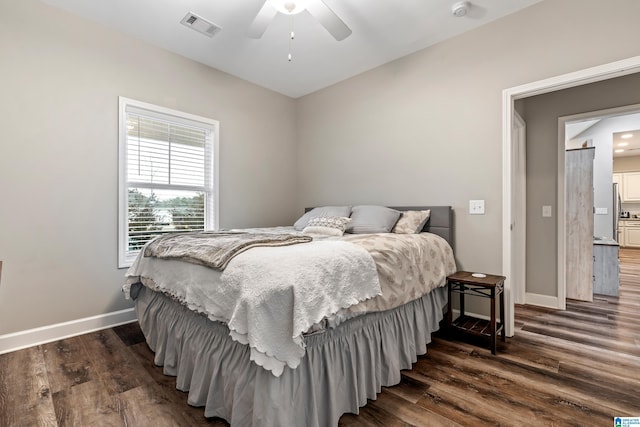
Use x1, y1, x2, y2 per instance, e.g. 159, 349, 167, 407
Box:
502, 56, 640, 337
559, 106, 640, 305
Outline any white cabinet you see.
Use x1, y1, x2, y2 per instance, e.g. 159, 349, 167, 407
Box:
621, 172, 640, 202
624, 221, 640, 247
613, 173, 623, 203
613, 173, 622, 187
618, 224, 625, 246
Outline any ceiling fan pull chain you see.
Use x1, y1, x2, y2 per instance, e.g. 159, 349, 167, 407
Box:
288, 15, 295, 62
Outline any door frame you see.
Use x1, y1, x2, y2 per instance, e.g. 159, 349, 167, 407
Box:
502, 55, 640, 336
512, 111, 526, 306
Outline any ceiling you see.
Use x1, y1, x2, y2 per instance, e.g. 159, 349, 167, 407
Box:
566, 115, 640, 158
40, 0, 542, 98
613, 129, 640, 158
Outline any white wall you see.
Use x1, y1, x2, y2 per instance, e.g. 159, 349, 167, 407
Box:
570, 114, 640, 237
296, 0, 640, 299
0, 0, 298, 336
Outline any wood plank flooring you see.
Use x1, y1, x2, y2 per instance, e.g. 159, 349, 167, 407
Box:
1, 249, 639, 426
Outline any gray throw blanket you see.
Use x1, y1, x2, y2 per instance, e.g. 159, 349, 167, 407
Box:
144, 231, 312, 270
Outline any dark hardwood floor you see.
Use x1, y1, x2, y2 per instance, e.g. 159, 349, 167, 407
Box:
1, 249, 639, 426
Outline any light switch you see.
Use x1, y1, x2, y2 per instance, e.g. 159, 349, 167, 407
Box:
595, 207, 608, 215
542, 205, 552, 217
469, 200, 485, 215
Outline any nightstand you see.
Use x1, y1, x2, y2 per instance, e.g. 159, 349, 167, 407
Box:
446, 271, 506, 354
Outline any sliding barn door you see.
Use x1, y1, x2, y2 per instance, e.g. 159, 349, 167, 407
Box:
565, 147, 594, 302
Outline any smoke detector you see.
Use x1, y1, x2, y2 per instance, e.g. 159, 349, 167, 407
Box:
451, 1, 470, 17
180, 12, 222, 37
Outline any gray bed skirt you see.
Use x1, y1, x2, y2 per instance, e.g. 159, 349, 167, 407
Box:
133, 284, 448, 427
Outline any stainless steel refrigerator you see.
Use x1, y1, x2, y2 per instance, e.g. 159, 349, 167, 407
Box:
613, 182, 621, 241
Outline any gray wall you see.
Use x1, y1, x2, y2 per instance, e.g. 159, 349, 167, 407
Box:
4, 0, 640, 337
0, 0, 298, 335
521, 73, 640, 296
296, 0, 640, 300
615, 155, 640, 172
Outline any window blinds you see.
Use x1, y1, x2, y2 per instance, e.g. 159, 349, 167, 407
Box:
124, 108, 213, 252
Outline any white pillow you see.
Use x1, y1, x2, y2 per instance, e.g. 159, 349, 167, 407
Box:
302, 216, 351, 236
294, 206, 351, 231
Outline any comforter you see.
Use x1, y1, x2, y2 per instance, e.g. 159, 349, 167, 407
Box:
124, 227, 456, 376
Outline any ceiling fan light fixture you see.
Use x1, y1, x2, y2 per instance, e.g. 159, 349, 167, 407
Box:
269, 0, 308, 15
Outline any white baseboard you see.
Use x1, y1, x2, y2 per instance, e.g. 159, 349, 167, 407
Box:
0, 308, 137, 355
525, 292, 560, 309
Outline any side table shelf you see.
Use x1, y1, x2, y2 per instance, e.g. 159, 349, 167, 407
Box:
446, 271, 506, 354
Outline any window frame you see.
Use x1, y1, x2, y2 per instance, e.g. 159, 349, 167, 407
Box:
118, 96, 219, 268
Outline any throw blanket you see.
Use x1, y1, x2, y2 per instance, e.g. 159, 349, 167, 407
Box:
144, 231, 312, 270
221, 241, 380, 376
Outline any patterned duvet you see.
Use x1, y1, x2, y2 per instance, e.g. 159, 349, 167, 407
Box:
316, 232, 457, 329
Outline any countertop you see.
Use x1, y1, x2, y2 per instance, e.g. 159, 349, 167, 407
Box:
593, 237, 619, 246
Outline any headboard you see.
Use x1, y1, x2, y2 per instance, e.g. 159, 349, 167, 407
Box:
304, 206, 454, 249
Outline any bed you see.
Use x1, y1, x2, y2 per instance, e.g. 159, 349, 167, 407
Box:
123, 205, 456, 427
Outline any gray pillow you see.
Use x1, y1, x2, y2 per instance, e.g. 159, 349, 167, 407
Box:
346, 205, 401, 234
293, 206, 352, 231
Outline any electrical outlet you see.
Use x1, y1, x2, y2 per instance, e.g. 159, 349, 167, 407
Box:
542, 205, 552, 217
595, 207, 607, 215
469, 200, 485, 215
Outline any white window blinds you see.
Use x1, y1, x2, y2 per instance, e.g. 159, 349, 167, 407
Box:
119, 98, 219, 268
126, 114, 208, 187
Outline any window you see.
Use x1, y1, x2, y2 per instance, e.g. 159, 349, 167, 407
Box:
118, 97, 219, 268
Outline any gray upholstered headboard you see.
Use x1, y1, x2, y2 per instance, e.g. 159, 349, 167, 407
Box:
304, 206, 454, 249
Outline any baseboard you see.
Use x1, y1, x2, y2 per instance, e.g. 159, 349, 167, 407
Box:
0, 308, 137, 355
525, 292, 560, 309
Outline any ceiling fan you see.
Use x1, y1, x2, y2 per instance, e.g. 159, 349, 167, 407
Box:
248, 0, 352, 41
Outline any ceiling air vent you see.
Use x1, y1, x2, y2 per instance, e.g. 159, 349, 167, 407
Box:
180, 12, 222, 38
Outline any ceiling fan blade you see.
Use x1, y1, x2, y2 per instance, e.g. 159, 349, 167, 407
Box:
305, 0, 352, 41
247, 1, 278, 38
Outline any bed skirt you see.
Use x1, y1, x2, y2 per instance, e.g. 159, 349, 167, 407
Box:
133, 284, 448, 427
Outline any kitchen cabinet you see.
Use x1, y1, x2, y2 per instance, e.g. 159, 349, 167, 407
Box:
619, 223, 625, 246
593, 239, 619, 297
624, 221, 640, 247
621, 172, 640, 202
613, 173, 622, 188
613, 173, 623, 204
